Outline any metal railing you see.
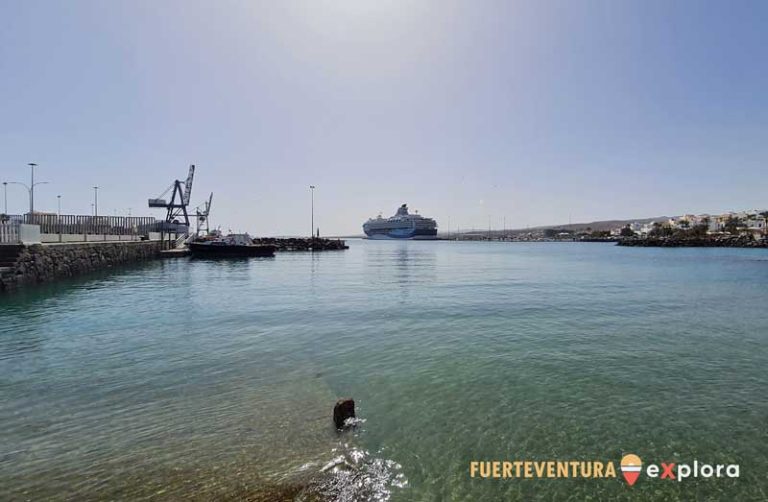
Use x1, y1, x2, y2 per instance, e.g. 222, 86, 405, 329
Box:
0, 221, 20, 244
173, 233, 191, 248
4, 214, 161, 236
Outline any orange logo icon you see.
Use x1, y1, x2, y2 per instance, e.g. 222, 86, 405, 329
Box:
621, 454, 642, 486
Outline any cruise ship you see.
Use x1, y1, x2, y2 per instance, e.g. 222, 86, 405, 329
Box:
363, 204, 438, 239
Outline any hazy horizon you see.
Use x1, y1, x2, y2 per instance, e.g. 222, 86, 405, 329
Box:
1, 0, 766, 236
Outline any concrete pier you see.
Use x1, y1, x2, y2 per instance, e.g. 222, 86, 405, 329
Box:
0, 241, 163, 292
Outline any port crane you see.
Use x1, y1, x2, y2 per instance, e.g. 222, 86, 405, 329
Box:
194, 192, 213, 235
148, 165, 195, 227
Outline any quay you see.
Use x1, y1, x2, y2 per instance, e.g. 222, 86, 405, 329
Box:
0, 216, 185, 292
0, 165, 346, 292
160, 247, 191, 258
0, 217, 349, 292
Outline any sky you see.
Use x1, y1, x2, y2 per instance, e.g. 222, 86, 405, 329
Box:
1, 0, 766, 235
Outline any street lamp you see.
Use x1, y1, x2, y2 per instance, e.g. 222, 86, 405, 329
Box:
57, 195, 62, 241
309, 185, 316, 240
7, 179, 48, 220
6, 163, 48, 219
93, 186, 99, 217
28, 163, 37, 215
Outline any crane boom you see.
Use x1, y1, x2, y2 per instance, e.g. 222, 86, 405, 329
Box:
183, 164, 195, 205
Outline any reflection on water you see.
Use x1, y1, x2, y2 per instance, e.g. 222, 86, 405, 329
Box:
1, 241, 768, 500
365, 241, 437, 303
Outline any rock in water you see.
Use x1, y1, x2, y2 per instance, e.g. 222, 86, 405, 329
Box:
334, 398, 355, 429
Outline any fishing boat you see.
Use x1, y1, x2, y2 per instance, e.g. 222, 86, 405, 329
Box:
188, 233, 276, 257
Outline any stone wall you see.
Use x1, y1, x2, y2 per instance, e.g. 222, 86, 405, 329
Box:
0, 241, 162, 292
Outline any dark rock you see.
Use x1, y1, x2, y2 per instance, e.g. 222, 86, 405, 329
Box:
617, 235, 767, 248
333, 398, 355, 429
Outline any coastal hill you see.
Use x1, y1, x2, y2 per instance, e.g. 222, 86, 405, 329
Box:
504, 216, 670, 235
449, 216, 670, 237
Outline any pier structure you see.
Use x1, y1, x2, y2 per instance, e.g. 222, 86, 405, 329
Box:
0, 213, 185, 291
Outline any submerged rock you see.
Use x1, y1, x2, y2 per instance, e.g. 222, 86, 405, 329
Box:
333, 398, 356, 429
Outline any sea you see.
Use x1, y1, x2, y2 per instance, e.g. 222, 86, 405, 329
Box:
2, 240, 767, 501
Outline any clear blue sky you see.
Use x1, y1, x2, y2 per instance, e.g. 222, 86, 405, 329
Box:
1, 0, 766, 235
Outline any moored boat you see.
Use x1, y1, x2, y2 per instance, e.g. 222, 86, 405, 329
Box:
188, 233, 276, 257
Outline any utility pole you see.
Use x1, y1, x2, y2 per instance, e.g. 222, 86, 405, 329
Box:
57, 195, 62, 242
8, 164, 47, 222
28, 163, 37, 214
309, 185, 315, 241
93, 186, 99, 217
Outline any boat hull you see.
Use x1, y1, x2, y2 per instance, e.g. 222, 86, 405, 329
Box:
363, 227, 438, 240
188, 242, 276, 257
364, 234, 438, 240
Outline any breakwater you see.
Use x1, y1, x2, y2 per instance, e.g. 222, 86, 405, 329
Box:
618, 235, 767, 248
0, 241, 162, 292
253, 237, 349, 252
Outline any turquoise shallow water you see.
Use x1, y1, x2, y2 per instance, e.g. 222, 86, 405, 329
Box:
1, 241, 768, 500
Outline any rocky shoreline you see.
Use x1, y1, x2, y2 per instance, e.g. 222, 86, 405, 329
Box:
617, 235, 768, 248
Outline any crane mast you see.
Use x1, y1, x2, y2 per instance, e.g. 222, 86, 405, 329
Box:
195, 192, 213, 235
148, 164, 195, 228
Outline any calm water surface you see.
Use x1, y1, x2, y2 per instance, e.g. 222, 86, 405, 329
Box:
2, 241, 767, 501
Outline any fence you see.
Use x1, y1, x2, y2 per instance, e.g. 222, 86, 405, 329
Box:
0, 221, 41, 244
0, 221, 20, 244
4, 214, 162, 236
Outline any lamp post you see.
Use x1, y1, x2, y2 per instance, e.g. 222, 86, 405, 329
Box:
57, 195, 62, 242
309, 185, 315, 241
2, 182, 7, 214
28, 163, 37, 215
93, 186, 99, 217
8, 179, 48, 222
